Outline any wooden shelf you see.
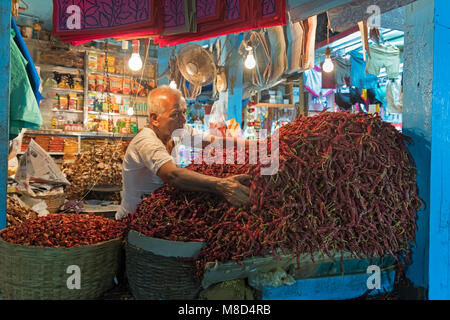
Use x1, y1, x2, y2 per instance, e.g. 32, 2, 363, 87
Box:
37, 64, 83, 75
88, 90, 148, 100
52, 109, 84, 113
18, 151, 76, 156
88, 70, 156, 82
88, 111, 147, 117
23, 129, 136, 139
45, 87, 84, 94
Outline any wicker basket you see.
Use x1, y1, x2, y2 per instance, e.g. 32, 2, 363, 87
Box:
34, 193, 66, 213
0, 237, 124, 300
125, 242, 201, 300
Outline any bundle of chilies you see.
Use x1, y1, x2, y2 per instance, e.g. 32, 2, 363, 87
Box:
124, 112, 422, 277
1, 214, 127, 247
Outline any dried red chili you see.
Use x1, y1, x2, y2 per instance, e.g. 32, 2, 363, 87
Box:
123, 112, 422, 279
1, 214, 126, 247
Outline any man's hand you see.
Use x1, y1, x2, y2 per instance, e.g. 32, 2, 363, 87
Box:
216, 174, 252, 207
158, 162, 252, 207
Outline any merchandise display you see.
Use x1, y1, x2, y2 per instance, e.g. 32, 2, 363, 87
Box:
1, 213, 126, 247
2, 0, 435, 302
124, 112, 421, 277
61, 142, 125, 200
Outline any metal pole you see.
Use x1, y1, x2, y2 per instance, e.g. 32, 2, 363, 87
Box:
0, 2, 11, 229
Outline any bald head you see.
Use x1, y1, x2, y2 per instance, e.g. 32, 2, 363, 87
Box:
147, 86, 187, 142
148, 86, 185, 116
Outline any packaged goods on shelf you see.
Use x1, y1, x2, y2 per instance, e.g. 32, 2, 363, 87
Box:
58, 95, 68, 110
97, 55, 105, 72
64, 122, 83, 132
88, 74, 96, 91
144, 63, 155, 79
20, 135, 34, 152
68, 93, 78, 110
34, 136, 51, 151
88, 52, 97, 72
95, 74, 105, 92
73, 76, 83, 90
122, 78, 131, 95
77, 96, 84, 111
63, 138, 78, 154
115, 57, 124, 74
106, 56, 115, 73
48, 137, 65, 153
109, 77, 122, 93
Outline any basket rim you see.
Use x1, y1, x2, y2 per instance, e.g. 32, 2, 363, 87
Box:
0, 234, 124, 250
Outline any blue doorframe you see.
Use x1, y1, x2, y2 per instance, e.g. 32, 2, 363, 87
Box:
428, 0, 450, 299
402, 0, 433, 293
0, 2, 11, 230
403, 0, 450, 299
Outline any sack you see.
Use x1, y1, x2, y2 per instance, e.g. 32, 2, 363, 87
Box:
248, 267, 296, 291
386, 79, 403, 113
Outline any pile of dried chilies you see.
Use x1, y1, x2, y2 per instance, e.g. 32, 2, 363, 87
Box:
1, 213, 127, 247
124, 112, 422, 277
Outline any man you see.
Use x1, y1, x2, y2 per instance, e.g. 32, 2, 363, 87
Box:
116, 86, 251, 219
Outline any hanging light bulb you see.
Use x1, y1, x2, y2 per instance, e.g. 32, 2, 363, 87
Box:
244, 46, 256, 69
128, 53, 143, 71
169, 80, 177, 89
127, 106, 134, 116
323, 47, 334, 73
128, 40, 143, 71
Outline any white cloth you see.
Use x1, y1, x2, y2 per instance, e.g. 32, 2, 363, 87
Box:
115, 125, 211, 220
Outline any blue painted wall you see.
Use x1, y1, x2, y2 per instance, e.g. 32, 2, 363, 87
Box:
403, 0, 434, 291
0, 0, 11, 230
15, 0, 53, 31
428, 0, 450, 299
220, 33, 244, 125
403, 0, 450, 299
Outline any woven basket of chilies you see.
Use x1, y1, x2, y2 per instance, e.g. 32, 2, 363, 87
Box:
125, 230, 204, 300
0, 213, 126, 300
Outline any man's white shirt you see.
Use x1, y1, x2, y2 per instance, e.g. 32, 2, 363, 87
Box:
115, 124, 211, 219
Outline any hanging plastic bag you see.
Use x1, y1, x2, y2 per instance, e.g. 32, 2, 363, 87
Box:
386, 79, 403, 113
209, 101, 227, 137
226, 119, 243, 138
8, 128, 25, 161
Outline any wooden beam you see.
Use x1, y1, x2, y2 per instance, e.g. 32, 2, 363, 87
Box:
288, 0, 355, 22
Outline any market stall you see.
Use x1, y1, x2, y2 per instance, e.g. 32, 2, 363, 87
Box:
1, 0, 448, 301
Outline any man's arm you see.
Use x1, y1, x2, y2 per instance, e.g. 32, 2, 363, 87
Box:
157, 160, 251, 206
202, 136, 258, 150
